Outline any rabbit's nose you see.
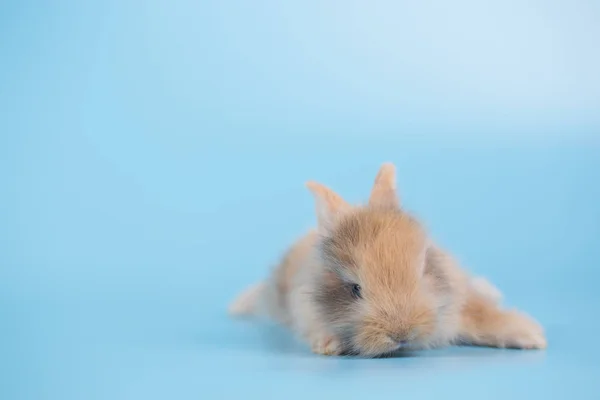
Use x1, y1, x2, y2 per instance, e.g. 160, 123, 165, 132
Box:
388, 334, 409, 346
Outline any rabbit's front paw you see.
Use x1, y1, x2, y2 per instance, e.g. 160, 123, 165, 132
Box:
498, 311, 547, 349
310, 334, 342, 356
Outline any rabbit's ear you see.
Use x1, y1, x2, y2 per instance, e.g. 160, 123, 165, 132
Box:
306, 181, 351, 233
368, 162, 400, 209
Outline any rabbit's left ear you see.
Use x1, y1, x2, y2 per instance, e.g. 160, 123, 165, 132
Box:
369, 162, 400, 209
306, 181, 351, 233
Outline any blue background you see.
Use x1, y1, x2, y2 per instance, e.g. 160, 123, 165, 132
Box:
2, 1, 599, 399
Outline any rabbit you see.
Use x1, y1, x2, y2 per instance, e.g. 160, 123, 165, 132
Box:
229, 163, 546, 357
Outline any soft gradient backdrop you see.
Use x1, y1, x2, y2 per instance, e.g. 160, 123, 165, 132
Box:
2, 1, 599, 399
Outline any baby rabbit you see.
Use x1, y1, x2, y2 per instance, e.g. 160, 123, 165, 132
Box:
229, 163, 546, 357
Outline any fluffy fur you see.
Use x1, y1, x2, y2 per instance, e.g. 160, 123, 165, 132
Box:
229, 163, 546, 357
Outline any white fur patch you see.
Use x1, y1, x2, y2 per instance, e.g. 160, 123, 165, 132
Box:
471, 276, 503, 303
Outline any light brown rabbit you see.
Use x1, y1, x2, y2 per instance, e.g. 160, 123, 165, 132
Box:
229, 163, 546, 357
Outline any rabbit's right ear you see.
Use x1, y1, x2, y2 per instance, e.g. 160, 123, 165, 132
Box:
306, 181, 351, 233
369, 162, 400, 209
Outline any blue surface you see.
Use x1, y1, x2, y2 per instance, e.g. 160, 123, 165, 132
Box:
2, 1, 600, 399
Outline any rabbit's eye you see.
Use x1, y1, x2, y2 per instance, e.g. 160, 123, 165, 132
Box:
351, 284, 362, 299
